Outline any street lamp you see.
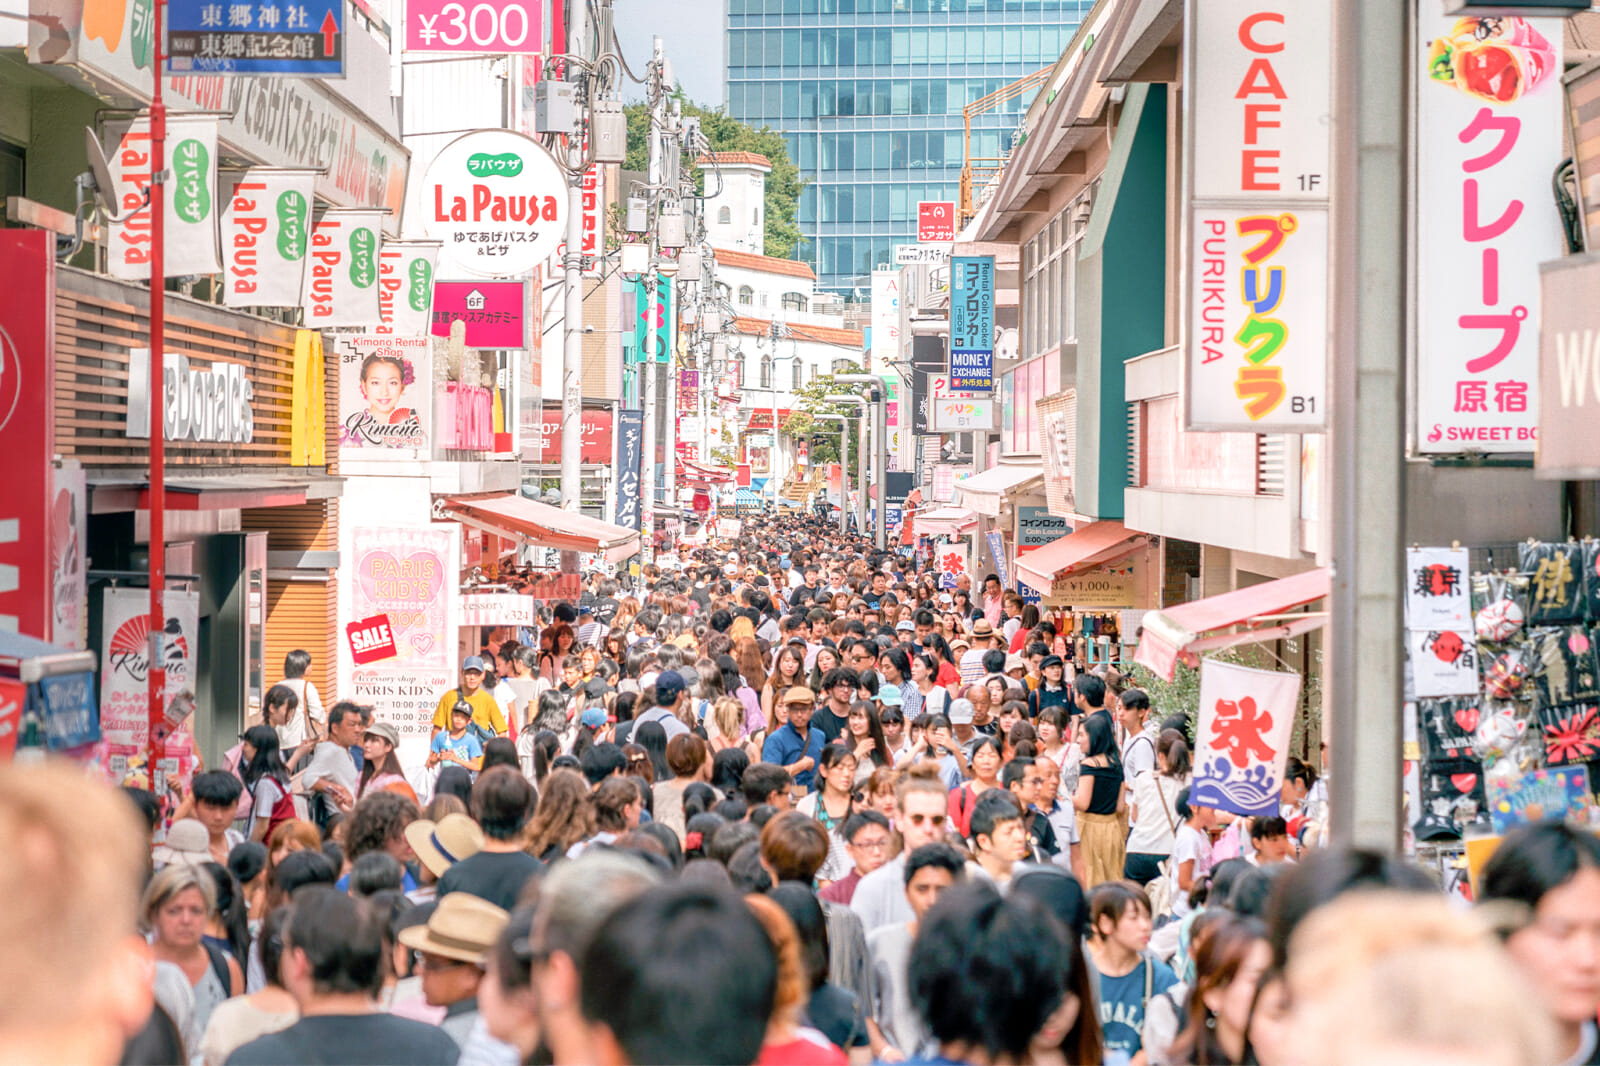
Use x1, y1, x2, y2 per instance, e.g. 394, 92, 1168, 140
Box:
834, 374, 892, 551
824, 393, 869, 537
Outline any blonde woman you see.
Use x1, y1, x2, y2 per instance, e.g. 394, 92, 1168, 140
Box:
144, 864, 243, 1038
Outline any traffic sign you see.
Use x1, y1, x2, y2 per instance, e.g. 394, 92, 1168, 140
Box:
167, 0, 346, 76
917, 200, 955, 243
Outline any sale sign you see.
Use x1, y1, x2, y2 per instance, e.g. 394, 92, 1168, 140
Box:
406, 0, 543, 53
347, 613, 399, 665
917, 201, 956, 243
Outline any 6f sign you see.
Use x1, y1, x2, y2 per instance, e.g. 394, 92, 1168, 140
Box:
406, 0, 544, 53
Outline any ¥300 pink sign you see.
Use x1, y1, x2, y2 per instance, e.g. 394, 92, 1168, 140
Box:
405, 0, 543, 54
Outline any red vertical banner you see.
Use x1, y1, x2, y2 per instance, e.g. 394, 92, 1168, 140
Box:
0, 231, 55, 639
0, 678, 23, 761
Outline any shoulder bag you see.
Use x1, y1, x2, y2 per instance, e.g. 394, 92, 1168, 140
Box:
1144, 775, 1180, 917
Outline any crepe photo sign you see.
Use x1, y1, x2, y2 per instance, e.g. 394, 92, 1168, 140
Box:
1190, 659, 1302, 818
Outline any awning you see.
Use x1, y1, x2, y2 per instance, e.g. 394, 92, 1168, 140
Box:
916, 506, 979, 538
677, 458, 737, 485
1016, 521, 1145, 591
1134, 568, 1331, 681
955, 463, 1045, 517
0, 629, 96, 682
90, 474, 343, 514
441, 494, 641, 564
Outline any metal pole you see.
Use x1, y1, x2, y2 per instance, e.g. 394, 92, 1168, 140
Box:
147, 0, 168, 793
856, 408, 867, 536
875, 386, 887, 551
1327, 0, 1405, 849
559, 0, 588, 515
637, 35, 664, 561
771, 360, 779, 506
838, 413, 849, 535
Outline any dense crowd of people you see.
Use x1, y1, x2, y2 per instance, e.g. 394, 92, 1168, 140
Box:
4, 512, 1599, 1066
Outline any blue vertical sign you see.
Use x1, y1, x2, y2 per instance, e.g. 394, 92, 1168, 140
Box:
615, 409, 644, 530
167, 0, 346, 75
985, 529, 1009, 591
950, 255, 995, 392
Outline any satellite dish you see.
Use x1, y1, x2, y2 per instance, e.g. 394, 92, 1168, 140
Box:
83, 127, 145, 222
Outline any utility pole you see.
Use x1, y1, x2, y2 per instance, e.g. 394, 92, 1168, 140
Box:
835, 373, 890, 550
558, 0, 589, 515
1327, 0, 1404, 849
638, 34, 664, 563
146, 0, 168, 793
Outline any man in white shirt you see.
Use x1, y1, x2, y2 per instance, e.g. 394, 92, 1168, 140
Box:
1118, 688, 1159, 786
959, 620, 999, 685
851, 774, 953, 934
271, 650, 325, 752
301, 702, 363, 813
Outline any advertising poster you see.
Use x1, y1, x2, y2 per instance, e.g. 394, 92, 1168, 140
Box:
108, 115, 221, 280
222, 169, 315, 308
348, 525, 458, 781
302, 209, 386, 327
335, 334, 432, 455
1416, 11, 1564, 453
50, 465, 87, 649
99, 586, 200, 790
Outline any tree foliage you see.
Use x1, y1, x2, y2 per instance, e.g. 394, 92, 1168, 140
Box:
784, 364, 866, 471
623, 98, 806, 260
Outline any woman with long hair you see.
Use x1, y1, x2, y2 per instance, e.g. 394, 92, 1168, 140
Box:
239, 725, 294, 843
795, 744, 858, 883
707, 695, 750, 754
923, 633, 963, 691
622, 742, 656, 783
1073, 713, 1127, 887
1008, 604, 1041, 653
530, 729, 562, 784
1165, 916, 1271, 1065
531, 689, 569, 738
525, 769, 596, 863
1024, 912, 1104, 1066
746, 894, 849, 1066
762, 645, 807, 732
808, 645, 841, 693
1124, 729, 1192, 887
198, 905, 297, 1066
636, 720, 672, 783
844, 700, 892, 779
540, 622, 575, 681
357, 723, 417, 804
718, 653, 765, 738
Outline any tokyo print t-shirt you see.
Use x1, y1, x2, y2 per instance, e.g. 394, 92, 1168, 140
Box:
1097, 956, 1178, 1061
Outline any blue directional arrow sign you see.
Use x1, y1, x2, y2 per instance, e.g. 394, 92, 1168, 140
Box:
166, 0, 346, 76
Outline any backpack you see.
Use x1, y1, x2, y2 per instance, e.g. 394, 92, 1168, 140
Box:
202, 940, 233, 994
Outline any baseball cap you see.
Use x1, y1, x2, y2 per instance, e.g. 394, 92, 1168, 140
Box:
938, 592, 953, 605
364, 720, 400, 747
581, 705, 608, 728
579, 605, 594, 617
896, 619, 916, 632
656, 671, 687, 702
949, 698, 975, 725
462, 655, 487, 673
878, 687, 903, 708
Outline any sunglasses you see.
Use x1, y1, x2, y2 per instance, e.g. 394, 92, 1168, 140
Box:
907, 813, 947, 828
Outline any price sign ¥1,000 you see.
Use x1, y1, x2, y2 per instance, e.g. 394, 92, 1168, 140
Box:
405, 0, 544, 53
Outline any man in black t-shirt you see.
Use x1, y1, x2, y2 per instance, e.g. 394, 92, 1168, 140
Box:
227, 887, 460, 1066
436, 767, 542, 910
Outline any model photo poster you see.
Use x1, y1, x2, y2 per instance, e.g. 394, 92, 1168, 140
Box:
98, 586, 201, 791
335, 334, 433, 456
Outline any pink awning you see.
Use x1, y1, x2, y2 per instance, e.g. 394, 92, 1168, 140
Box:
677, 458, 737, 485
915, 506, 978, 538
1133, 568, 1331, 681
1014, 522, 1145, 591
441, 494, 641, 563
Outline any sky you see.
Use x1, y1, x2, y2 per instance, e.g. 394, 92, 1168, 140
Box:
613, 0, 725, 107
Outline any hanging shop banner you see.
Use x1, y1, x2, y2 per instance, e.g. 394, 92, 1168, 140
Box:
917, 200, 957, 243
1408, 627, 1481, 698
334, 334, 432, 455
950, 256, 995, 391
347, 525, 457, 779
985, 529, 1009, 590
1184, 0, 1330, 432
1191, 658, 1303, 818
377, 241, 441, 336
423, 129, 566, 278
50, 465, 87, 650
937, 538, 969, 590
458, 593, 538, 628
302, 209, 386, 326
1536, 253, 1600, 479
581, 165, 604, 275
405, 0, 543, 54
430, 280, 526, 349
1186, 206, 1329, 430
99, 586, 201, 789
222, 168, 315, 307
1405, 546, 1472, 629
167, 0, 345, 75
1415, 12, 1564, 454
871, 269, 901, 374
625, 275, 676, 363
108, 115, 221, 280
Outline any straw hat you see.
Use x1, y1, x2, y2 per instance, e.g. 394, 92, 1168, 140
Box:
404, 813, 485, 879
152, 819, 212, 868
397, 892, 510, 965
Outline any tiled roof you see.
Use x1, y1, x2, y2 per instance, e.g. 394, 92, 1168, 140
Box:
697, 151, 773, 170
712, 246, 816, 280
730, 315, 865, 349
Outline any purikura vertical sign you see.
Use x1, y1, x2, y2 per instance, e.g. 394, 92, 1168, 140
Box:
223, 169, 316, 307
346, 525, 458, 780
98, 586, 201, 790
1184, 0, 1331, 432
302, 209, 387, 327
1416, 12, 1564, 454
376, 241, 441, 336
108, 115, 222, 280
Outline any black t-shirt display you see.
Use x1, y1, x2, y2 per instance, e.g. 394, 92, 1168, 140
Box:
227, 1014, 460, 1066
435, 849, 544, 911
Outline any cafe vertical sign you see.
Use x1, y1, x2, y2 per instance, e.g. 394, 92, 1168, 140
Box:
1184, 0, 1330, 432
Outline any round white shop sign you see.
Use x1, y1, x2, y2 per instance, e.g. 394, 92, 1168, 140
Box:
423, 129, 567, 278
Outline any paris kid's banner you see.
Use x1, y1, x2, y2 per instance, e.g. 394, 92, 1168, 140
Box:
302, 209, 387, 327
222, 169, 315, 307
108, 115, 221, 280
376, 241, 440, 336
98, 586, 201, 788
1191, 658, 1302, 818
334, 334, 432, 455
346, 526, 458, 782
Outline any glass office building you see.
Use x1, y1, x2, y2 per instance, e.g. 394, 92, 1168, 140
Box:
726, 0, 1087, 295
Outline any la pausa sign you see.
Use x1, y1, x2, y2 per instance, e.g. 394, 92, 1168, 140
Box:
424, 129, 568, 278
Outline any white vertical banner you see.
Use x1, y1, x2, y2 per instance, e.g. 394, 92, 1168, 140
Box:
302, 209, 388, 328
98, 586, 202, 789
222, 169, 316, 308
109, 115, 222, 280
376, 241, 441, 336
1415, 12, 1564, 453
1191, 658, 1302, 817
